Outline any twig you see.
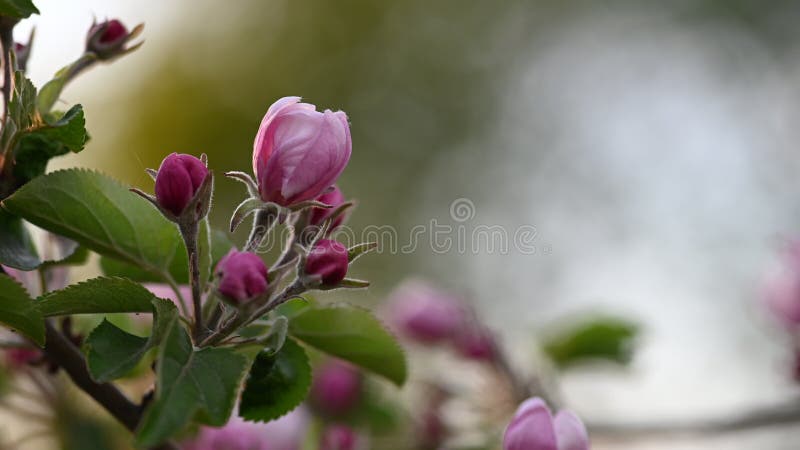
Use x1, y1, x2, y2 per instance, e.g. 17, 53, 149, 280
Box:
42, 322, 179, 450
588, 400, 800, 439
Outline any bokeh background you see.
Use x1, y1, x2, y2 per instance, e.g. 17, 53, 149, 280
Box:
11, 0, 800, 448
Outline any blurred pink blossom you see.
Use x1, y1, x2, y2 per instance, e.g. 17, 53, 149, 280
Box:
310, 359, 362, 416
385, 279, 466, 344
763, 240, 800, 328
503, 397, 589, 450
183, 407, 309, 450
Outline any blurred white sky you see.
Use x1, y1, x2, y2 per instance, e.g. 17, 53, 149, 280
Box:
410, 5, 800, 449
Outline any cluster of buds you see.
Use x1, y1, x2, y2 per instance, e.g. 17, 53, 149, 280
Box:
503, 397, 589, 450
220, 96, 372, 298
386, 280, 498, 363
135, 96, 373, 344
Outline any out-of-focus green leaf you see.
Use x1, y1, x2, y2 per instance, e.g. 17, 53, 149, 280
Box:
0, 209, 39, 270
239, 338, 311, 423
136, 322, 250, 447
543, 316, 639, 368
3, 169, 186, 282
0, 0, 38, 18
83, 297, 177, 382
289, 305, 407, 386
0, 274, 44, 346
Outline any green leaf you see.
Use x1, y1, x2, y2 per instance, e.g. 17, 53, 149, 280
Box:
37, 277, 158, 317
13, 106, 88, 184
0, 275, 44, 346
7, 71, 36, 130
84, 321, 146, 380
84, 297, 178, 382
38, 105, 88, 152
239, 338, 311, 423
99, 224, 234, 284
2, 169, 186, 282
40, 245, 88, 268
542, 316, 639, 368
0, 0, 38, 18
0, 209, 39, 270
36, 77, 65, 116
289, 306, 407, 386
136, 323, 250, 447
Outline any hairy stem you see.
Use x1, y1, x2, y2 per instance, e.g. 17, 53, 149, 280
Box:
180, 221, 204, 341
200, 280, 305, 347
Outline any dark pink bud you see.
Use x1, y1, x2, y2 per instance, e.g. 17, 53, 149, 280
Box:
253, 97, 351, 206
98, 20, 127, 43
14, 42, 30, 71
86, 19, 140, 60
385, 280, 465, 344
4, 347, 40, 369
154, 153, 209, 216
320, 425, 360, 450
453, 325, 497, 362
214, 249, 268, 304
310, 185, 347, 231
305, 239, 348, 286
310, 359, 362, 416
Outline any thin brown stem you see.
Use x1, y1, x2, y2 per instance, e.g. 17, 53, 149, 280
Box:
588, 400, 800, 439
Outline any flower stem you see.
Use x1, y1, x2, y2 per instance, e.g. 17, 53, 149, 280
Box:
180, 221, 204, 342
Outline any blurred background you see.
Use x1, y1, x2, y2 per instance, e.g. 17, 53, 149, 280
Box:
10, 0, 800, 448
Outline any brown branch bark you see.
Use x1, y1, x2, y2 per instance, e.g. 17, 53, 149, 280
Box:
43, 322, 178, 450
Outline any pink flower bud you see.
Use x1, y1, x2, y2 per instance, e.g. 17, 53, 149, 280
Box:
320, 425, 361, 450
763, 240, 800, 328
310, 359, 362, 416
3, 347, 40, 369
453, 325, 497, 362
86, 19, 134, 59
385, 280, 465, 344
214, 249, 268, 304
305, 239, 349, 286
310, 185, 347, 231
252, 97, 351, 206
14, 42, 30, 71
503, 398, 589, 450
154, 153, 209, 216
